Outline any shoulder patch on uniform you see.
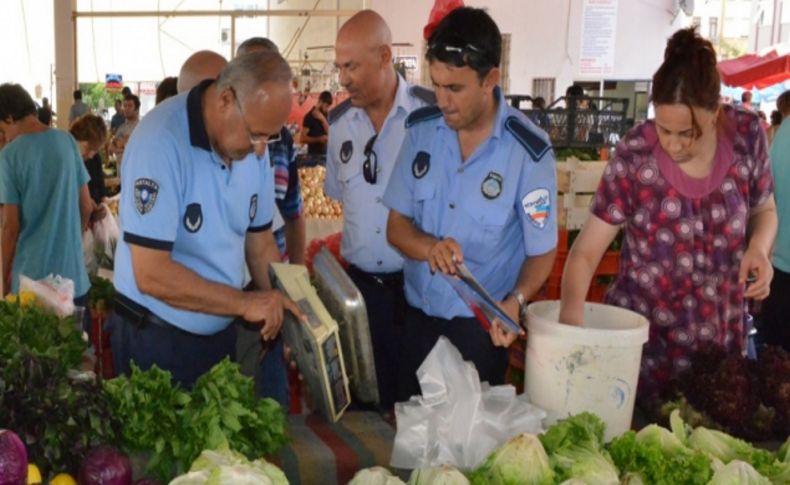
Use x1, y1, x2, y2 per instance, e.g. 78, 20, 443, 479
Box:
405, 105, 442, 128
505, 115, 551, 162
328, 98, 353, 125
409, 85, 437, 105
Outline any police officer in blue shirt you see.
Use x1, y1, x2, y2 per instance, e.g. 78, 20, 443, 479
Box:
110, 51, 303, 387
384, 7, 558, 401
326, 10, 435, 412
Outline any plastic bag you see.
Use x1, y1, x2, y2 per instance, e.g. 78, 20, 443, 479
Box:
423, 0, 465, 40
19, 274, 75, 318
390, 337, 546, 470
82, 228, 98, 276
91, 204, 119, 268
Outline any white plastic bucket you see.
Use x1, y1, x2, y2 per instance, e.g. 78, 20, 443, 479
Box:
526, 300, 649, 441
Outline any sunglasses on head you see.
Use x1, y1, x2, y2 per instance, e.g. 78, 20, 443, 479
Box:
363, 134, 378, 184
427, 38, 486, 66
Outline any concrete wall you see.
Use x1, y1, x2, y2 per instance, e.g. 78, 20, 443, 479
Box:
372, 0, 687, 99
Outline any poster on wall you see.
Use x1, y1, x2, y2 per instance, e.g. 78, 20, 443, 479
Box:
579, 0, 618, 76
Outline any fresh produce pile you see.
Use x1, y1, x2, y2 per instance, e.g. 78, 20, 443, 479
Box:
169, 445, 287, 484
662, 345, 790, 442
0, 294, 120, 480
104, 358, 288, 482
350, 412, 790, 484
0, 296, 289, 483
298, 166, 343, 219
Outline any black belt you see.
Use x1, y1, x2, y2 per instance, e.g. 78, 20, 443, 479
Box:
347, 265, 404, 289
113, 292, 175, 330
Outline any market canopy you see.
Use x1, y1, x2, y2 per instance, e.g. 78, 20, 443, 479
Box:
718, 50, 790, 89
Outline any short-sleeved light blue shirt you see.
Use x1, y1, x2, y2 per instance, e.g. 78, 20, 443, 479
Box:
0, 129, 90, 295
383, 87, 558, 320
325, 75, 434, 273
770, 118, 790, 273
113, 81, 275, 335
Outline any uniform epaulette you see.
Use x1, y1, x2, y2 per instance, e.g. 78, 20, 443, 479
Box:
504, 115, 551, 162
328, 98, 353, 125
405, 105, 442, 128
409, 85, 437, 105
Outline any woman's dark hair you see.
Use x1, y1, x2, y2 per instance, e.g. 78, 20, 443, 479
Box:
155, 76, 178, 105
70, 113, 107, 151
651, 27, 720, 138
0, 83, 37, 121
426, 7, 501, 79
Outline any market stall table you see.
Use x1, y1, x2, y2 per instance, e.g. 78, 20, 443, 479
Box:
273, 411, 405, 485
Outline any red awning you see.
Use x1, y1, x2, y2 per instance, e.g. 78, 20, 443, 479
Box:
718, 51, 790, 89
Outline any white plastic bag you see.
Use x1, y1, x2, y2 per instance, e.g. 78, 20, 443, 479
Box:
82, 228, 98, 275
91, 204, 119, 268
390, 337, 546, 471
19, 274, 75, 318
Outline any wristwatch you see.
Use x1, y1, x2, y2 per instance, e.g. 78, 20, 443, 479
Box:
510, 290, 529, 326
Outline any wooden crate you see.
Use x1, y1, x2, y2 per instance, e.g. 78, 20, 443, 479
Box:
556, 159, 606, 230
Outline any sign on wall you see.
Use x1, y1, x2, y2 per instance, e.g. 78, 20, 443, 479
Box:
579, 0, 619, 76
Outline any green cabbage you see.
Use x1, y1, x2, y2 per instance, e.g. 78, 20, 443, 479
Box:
707, 460, 772, 485
408, 465, 469, 484
688, 426, 789, 481
347, 466, 406, 485
469, 433, 554, 485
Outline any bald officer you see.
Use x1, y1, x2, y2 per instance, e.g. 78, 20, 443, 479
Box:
325, 10, 435, 412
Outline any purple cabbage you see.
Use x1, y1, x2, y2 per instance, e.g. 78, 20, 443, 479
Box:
78, 447, 132, 485
0, 429, 27, 485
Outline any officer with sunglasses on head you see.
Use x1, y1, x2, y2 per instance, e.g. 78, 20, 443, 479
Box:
384, 7, 558, 402
325, 9, 435, 413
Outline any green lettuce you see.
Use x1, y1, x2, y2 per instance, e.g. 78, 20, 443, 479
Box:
539, 413, 606, 455
688, 427, 789, 482
608, 428, 711, 485
469, 433, 554, 485
550, 444, 620, 484
708, 460, 772, 485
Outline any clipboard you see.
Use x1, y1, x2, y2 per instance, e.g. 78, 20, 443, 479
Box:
442, 262, 524, 335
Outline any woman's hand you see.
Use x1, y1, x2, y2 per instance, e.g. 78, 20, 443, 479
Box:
739, 245, 773, 300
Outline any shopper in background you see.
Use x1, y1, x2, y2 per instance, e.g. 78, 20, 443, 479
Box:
70, 114, 108, 205
326, 9, 436, 413
761, 88, 790, 352
559, 27, 777, 405
110, 94, 140, 160
233, 36, 306, 406
110, 99, 125, 134
300, 90, 332, 158
385, 7, 557, 402
68, 89, 89, 125
155, 76, 178, 105
0, 83, 94, 333
109, 51, 304, 387
741, 90, 755, 111
177, 50, 228, 94
37, 97, 53, 126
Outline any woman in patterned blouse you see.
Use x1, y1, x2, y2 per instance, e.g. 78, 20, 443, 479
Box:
559, 27, 778, 403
